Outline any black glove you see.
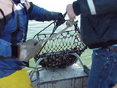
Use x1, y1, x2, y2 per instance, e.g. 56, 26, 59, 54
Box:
44, 11, 65, 26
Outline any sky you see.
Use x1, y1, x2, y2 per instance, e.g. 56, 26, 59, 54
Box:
28, 0, 75, 13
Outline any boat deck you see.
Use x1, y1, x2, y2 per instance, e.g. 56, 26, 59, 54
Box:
31, 64, 88, 88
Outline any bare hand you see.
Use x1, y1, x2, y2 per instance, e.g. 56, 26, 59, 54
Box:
66, 4, 76, 19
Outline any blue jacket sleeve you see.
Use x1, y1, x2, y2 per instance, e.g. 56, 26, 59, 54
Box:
73, 0, 117, 15
28, 2, 47, 21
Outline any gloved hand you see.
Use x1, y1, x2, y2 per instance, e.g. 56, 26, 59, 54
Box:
17, 39, 41, 61
44, 11, 65, 26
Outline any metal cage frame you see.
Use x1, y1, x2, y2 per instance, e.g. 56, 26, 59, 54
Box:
29, 21, 89, 83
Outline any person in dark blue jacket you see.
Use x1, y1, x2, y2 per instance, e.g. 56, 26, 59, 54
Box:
0, 0, 64, 87
66, 0, 117, 88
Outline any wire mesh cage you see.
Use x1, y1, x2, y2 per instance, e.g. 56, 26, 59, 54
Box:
33, 21, 87, 69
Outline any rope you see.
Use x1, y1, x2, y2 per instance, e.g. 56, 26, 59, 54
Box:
34, 12, 67, 55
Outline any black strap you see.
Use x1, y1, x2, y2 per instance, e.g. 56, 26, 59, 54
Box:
0, 9, 6, 36
11, 10, 20, 45
0, 1, 14, 36
0, 56, 15, 60
22, 3, 28, 42
0, 9, 7, 24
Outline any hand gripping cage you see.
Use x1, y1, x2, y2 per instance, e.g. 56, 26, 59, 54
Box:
32, 20, 87, 69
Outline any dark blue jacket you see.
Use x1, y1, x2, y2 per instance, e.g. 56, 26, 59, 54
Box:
0, 0, 47, 78
73, 0, 117, 49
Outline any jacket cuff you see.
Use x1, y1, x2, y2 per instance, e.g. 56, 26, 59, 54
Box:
73, 1, 81, 16
11, 45, 18, 58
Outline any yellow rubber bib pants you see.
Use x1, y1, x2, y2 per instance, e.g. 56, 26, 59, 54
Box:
0, 68, 33, 88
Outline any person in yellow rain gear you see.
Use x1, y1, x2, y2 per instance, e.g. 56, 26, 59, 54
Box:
0, 0, 65, 88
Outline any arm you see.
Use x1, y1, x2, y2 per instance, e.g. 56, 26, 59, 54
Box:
25, 1, 47, 21
67, 0, 117, 17
26, 1, 65, 24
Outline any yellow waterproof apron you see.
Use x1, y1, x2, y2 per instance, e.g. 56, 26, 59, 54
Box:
0, 68, 33, 88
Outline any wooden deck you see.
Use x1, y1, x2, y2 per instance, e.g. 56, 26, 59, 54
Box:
32, 64, 88, 88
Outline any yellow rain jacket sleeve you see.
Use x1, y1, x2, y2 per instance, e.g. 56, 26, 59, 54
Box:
0, 68, 33, 88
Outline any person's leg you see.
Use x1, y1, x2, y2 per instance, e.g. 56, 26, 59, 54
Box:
105, 50, 117, 88
0, 68, 33, 88
87, 49, 117, 88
